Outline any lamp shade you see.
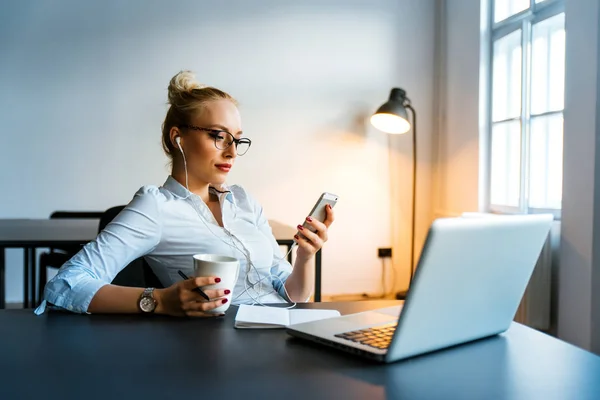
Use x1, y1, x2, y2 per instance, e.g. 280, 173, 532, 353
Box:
370, 88, 411, 134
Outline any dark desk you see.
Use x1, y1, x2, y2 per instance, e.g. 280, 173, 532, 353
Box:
1, 301, 599, 400
0, 219, 99, 308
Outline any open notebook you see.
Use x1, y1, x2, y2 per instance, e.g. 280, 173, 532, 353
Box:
234, 305, 341, 329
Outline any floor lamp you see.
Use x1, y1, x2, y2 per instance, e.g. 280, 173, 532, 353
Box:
370, 88, 416, 300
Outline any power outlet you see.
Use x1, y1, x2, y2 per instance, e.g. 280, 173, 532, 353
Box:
378, 247, 392, 258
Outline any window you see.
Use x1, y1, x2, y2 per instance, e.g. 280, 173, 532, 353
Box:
486, 0, 565, 217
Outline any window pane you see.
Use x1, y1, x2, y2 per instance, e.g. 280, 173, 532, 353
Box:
529, 114, 563, 209
492, 30, 522, 122
491, 121, 521, 207
495, 0, 529, 23
531, 13, 566, 115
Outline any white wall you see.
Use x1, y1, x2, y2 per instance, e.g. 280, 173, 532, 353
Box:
559, 0, 600, 353
433, 0, 481, 219
0, 0, 436, 302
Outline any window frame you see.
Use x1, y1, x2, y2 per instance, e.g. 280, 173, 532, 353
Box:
484, 0, 565, 219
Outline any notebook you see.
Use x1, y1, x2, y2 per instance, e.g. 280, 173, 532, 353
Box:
234, 305, 341, 329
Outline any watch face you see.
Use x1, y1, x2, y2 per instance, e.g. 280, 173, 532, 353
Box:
140, 296, 156, 312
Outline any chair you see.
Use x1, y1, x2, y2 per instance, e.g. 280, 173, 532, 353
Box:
100, 206, 164, 288
37, 211, 104, 303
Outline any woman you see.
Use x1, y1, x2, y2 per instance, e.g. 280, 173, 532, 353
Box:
35, 70, 334, 317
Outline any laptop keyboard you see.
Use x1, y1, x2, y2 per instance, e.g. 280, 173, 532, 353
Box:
334, 322, 398, 349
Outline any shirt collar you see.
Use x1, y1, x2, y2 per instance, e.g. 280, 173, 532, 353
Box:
162, 176, 235, 204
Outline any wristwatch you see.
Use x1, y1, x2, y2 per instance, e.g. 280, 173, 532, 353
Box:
138, 288, 157, 313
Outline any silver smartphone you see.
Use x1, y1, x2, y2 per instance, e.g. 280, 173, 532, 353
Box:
296, 192, 339, 241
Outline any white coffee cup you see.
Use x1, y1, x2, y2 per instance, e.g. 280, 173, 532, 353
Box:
193, 254, 240, 313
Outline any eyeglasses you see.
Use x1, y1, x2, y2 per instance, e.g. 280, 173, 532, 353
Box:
179, 125, 252, 156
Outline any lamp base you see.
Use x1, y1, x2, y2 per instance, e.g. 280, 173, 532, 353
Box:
395, 290, 409, 300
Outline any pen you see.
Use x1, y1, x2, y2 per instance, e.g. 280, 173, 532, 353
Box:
177, 270, 210, 301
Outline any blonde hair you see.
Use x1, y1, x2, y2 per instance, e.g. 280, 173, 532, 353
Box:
161, 70, 238, 158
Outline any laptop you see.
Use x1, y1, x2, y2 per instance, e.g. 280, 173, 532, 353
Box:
286, 214, 554, 363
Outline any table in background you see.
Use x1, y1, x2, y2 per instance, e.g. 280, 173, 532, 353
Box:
269, 220, 323, 302
1, 300, 599, 400
0, 219, 99, 308
0, 219, 320, 309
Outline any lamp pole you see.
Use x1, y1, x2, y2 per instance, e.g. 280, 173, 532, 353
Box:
395, 101, 416, 300
370, 88, 417, 300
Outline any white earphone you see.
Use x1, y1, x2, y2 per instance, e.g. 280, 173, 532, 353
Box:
175, 136, 189, 190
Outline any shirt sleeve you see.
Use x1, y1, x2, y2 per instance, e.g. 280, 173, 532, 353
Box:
244, 191, 294, 301
34, 186, 164, 315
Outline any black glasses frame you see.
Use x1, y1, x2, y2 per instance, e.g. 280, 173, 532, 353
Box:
179, 124, 252, 155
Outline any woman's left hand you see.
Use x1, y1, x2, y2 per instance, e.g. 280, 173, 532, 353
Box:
294, 204, 335, 260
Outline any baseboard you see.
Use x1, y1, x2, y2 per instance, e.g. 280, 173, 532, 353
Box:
322, 293, 396, 302
6, 302, 23, 309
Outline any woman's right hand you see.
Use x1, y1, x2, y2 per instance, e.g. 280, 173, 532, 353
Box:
155, 276, 230, 317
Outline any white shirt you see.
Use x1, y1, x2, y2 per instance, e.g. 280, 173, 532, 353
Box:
35, 176, 293, 314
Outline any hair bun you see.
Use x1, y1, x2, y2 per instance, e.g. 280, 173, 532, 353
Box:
168, 70, 206, 105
